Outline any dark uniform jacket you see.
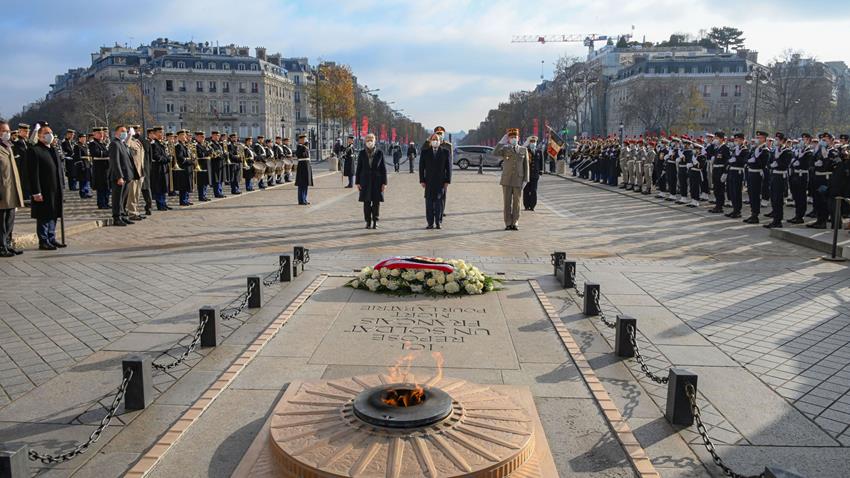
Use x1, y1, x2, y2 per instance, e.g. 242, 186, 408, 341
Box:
530, 149, 544, 181
73, 142, 91, 182
27, 141, 64, 220
342, 144, 355, 177
174, 142, 194, 192
355, 148, 387, 203
295, 144, 313, 187
61, 138, 75, 178
419, 145, 451, 199
89, 139, 110, 190
12, 138, 31, 198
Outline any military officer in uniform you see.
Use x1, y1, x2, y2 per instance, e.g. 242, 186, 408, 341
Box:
227, 133, 243, 195
89, 127, 111, 209
708, 132, 730, 214
342, 135, 355, 188
243, 136, 257, 191
295, 133, 313, 205
745, 132, 770, 224
494, 128, 529, 231
640, 140, 655, 195
194, 131, 211, 202
281, 137, 294, 183
433, 126, 452, 221
619, 140, 633, 189
12, 124, 31, 202
788, 133, 813, 224
253, 135, 267, 189
149, 127, 171, 211
407, 141, 417, 173
166, 131, 178, 196
764, 138, 794, 228
174, 130, 194, 206
808, 132, 840, 229
73, 133, 93, 199
209, 131, 226, 198
61, 129, 77, 191
522, 135, 543, 211
725, 133, 747, 218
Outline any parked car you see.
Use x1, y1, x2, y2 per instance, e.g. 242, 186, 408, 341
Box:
453, 145, 502, 169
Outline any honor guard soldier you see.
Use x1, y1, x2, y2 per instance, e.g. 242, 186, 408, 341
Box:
73, 133, 93, 198
61, 130, 77, 191
174, 130, 194, 206
494, 128, 529, 230
263, 139, 276, 186
209, 131, 226, 198
295, 133, 313, 205
227, 133, 243, 195
12, 124, 31, 202
522, 135, 543, 211
788, 134, 813, 224
654, 139, 668, 197
194, 132, 211, 202
640, 140, 655, 195
149, 127, 171, 210
687, 139, 707, 207
708, 132, 730, 213
764, 138, 794, 228
89, 127, 111, 209
165, 132, 178, 196
242, 136, 256, 191
253, 136, 267, 189
744, 132, 770, 224
808, 132, 840, 229
663, 138, 679, 201
433, 126, 452, 220
619, 139, 633, 190
676, 138, 690, 204
725, 133, 748, 218
281, 137, 294, 183
273, 137, 287, 185
343, 135, 356, 188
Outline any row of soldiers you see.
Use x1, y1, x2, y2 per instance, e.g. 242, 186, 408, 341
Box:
569, 131, 850, 229
9, 123, 312, 215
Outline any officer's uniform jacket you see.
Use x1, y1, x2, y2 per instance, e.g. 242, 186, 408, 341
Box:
494, 142, 530, 188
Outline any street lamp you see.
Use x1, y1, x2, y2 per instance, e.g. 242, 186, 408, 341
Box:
355, 85, 380, 147
619, 123, 624, 145
129, 64, 154, 132
745, 66, 771, 137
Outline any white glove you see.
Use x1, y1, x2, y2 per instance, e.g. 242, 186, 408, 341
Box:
814, 160, 823, 167
748, 158, 755, 164
792, 160, 799, 167
720, 174, 727, 183
729, 157, 736, 164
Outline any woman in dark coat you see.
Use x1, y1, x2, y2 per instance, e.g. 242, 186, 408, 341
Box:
342, 135, 355, 188
27, 124, 65, 250
355, 134, 387, 229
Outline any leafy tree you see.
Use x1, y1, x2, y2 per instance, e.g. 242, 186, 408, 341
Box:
707, 26, 745, 52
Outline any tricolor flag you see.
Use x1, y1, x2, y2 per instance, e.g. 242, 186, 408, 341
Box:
546, 126, 565, 159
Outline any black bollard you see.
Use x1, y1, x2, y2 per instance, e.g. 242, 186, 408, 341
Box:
247, 276, 262, 309
123, 356, 154, 410
583, 283, 600, 316
551, 251, 566, 276
614, 315, 636, 358
562, 261, 576, 288
279, 255, 292, 282
823, 197, 847, 262
0, 445, 29, 478
199, 306, 219, 347
665, 368, 697, 426
294, 246, 306, 264
763, 467, 806, 478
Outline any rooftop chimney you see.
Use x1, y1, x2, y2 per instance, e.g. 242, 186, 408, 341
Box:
256, 47, 267, 61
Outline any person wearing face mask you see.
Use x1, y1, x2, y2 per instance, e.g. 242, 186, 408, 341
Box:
494, 128, 529, 231
419, 133, 452, 229
356, 134, 387, 229
432, 126, 452, 221
522, 135, 543, 211
788, 133, 813, 224
407, 141, 417, 174
764, 139, 794, 229
724, 133, 747, 218
26, 123, 65, 250
744, 132, 770, 224
108, 125, 135, 226
808, 132, 840, 229
295, 133, 313, 205
342, 135, 356, 188
708, 132, 730, 213
0, 121, 24, 256
12, 124, 31, 204
125, 126, 146, 221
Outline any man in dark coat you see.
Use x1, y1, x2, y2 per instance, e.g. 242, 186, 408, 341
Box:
108, 125, 134, 226
522, 136, 544, 211
89, 128, 111, 209
419, 133, 452, 229
26, 123, 65, 250
194, 132, 211, 202
295, 133, 313, 205
355, 134, 387, 229
139, 129, 153, 215
73, 133, 93, 199
407, 142, 417, 173
61, 129, 77, 191
342, 135, 355, 188
391, 143, 402, 172
209, 131, 226, 198
227, 133, 243, 195
148, 127, 171, 210
174, 131, 194, 206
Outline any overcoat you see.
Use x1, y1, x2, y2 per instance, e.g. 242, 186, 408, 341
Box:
0, 142, 23, 209
419, 146, 452, 199
355, 148, 387, 203
27, 141, 64, 220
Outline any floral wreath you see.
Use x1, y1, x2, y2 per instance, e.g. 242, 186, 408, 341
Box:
348, 257, 499, 295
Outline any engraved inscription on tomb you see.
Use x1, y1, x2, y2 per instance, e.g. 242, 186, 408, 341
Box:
348, 305, 491, 350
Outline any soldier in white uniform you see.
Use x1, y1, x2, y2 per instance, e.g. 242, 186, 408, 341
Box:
494, 128, 529, 231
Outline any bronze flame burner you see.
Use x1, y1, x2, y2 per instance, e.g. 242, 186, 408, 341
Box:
352, 383, 453, 429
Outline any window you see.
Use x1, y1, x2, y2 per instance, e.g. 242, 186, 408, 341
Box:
194, 61, 202, 69
178, 80, 186, 92
294, 91, 300, 103
251, 82, 259, 93
239, 82, 246, 93
721, 85, 728, 97
648, 68, 655, 74
251, 101, 259, 114
179, 101, 187, 113
208, 62, 216, 70
196, 81, 203, 92
177, 61, 186, 69
250, 64, 258, 71
210, 100, 217, 113
166, 102, 174, 113
734, 85, 742, 97
223, 81, 230, 93
223, 100, 231, 114
208, 81, 217, 92
239, 100, 246, 114
238, 63, 246, 71
294, 75, 300, 85
165, 60, 173, 68
165, 79, 173, 91
732, 104, 740, 119
723, 66, 730, 73
296, 109, 302, 120
223, 63, 230, 70
702, 85, 711, 97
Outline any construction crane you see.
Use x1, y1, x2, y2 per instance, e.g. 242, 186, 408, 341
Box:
511, 33, 632, 55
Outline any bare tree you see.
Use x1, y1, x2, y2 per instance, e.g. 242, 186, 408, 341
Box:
620, 79, 685, 134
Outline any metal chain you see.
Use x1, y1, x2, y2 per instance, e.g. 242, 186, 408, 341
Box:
262, 264, 284, 287
593, 288, 616, 328
220, 282, 255, 320
152, 314, 209, 372
685, 384, 764, 478
626, 324, 669, 384
571, 267, 585, 298
28, 368, 133, 465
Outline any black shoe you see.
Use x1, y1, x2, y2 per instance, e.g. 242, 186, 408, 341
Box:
0, 249, 14, 258
344, 185, 353, 188
787, 217, 804, 224
165, 206, 174, 210
9, 247, 22, 255
512, 225, 519, 230
232, 191, 242, 195
807, 222, 827, 229
38, 243, 57, 251
806, 211, 817, 218
129, 215, 145, 221
365, 222, 372, 229
145, 209, 152, 215
763, 212, 775, 218
51, 242, 67, 248
112, 220, 127, 227
371, 222, 378, 229
121, 218, 135, 225
728, 213, 742, 219
436, 223, 441, 229
426, 225, 434, 230
505, 226, 512, 231
764, 222, 782, 229
708, 208, 724, 213
743, 216, 759, 224
200, 198, 211, 202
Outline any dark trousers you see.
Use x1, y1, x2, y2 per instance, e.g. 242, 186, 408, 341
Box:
408, 157, 415, 173
155, 192, 168, 210
812, 176, 829, 223
198, 184, 209, 201
393, 159, 400, 172
79, 179, 92, 198
363, 201, 380, 223
141, 188, 152, 212
441, 188, 447, 219
298, 185, 308, 204
666, 164, 677, 195
68, 177, 78, 191
96, 188, 110, 208
688, 170, 701, 201
747, 172, 763, 218
426, 196, 443, 227
36, 218, 56, 245
727, 170, 743, 213
712, 169, 725, 209
789, 174, 808, 219
346, 175, 354, 187
761, 169, 770, 200
0, 208, 14, 249
769, 174, 786, 224
523, 178, 539, 210
111, 181, 129, 220
179, 191, 190, 205
678, 167, 688, 198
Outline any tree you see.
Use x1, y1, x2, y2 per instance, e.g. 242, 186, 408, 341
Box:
619, 79, 686, 134
707, 27, 745, 53
317, 63, 355, 126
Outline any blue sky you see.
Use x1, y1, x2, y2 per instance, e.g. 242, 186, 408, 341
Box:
1, 0, 848, 131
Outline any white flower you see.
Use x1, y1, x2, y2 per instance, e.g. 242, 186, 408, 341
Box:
432, 284, 445, 294
426, 278, 437, 287
458, 270, 467, 279
366, 279, 380, 291
402, 271, 416, 281
465, 283, 478, 294
415, 271, 426, 281
446, 273, 456, 282
387, 280, 399, 291
436, 275, 446, 285
432, 271, 445, 281
445, 281, 460, 294
485, 282, 494, 292
361, 266, 372, 275
371, 271, 380, 279
380, 268, 389, 278
350, 279, 361, 289
380, 277, 389, 286
390, 269, 401, 277
410, 284, 424, 293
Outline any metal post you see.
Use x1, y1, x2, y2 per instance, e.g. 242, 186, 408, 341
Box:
199, 306, 219, 347
551, 251, 566, 276
279, 255, 292, 282
563, 261, 576, 288
583, 283, 600, 316
247, 276, 262, 309
123, 356, 153, 410
751, 72, 760, 138
666, 369, 697, 426
0, 445, 29, 478
822, 197, 847, 262
615, 316, 636, 358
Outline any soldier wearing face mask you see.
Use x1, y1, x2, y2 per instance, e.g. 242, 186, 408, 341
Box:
494, 128, 529, 231
744, 132, 770, 224
522, 135, 543, 211
419, 133, 451, 229
788, 133, 813, 224
808, 132, 840, 229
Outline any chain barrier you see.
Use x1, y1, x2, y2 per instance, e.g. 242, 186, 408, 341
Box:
220, 281, 255, 321
626, 324, 669, 385
570, 266, 585, 298
593, 288, 616, 328
262, 261, 286, 287
152, 314, 209, 372
685, 384, 764, 478
28, 368, 133, 465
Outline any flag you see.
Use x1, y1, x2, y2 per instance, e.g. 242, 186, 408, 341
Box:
380, 124, 388, 142
391, 128, 397, 143
351, 118, 357, 134
533, 118, 539, 137
362, 116, 369, 137
546, 125, 565, 159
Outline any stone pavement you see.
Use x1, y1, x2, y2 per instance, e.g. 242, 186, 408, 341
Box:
0, 166, 848, 477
